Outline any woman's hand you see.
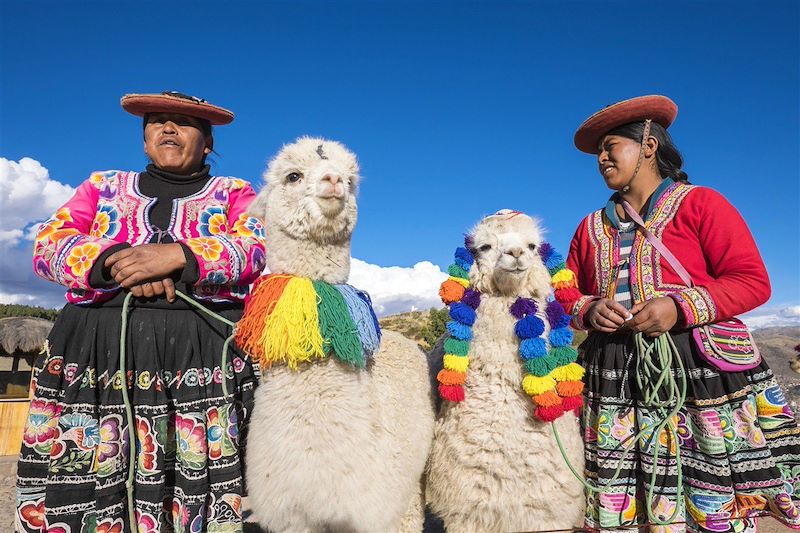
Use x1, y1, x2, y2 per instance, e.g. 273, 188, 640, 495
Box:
129, 278, 178, 303
106, 243, 186, 288
627, 297, 680, 337
585, 298, 632, 332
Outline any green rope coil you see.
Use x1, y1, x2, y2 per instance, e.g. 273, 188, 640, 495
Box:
552, 331, 687, 527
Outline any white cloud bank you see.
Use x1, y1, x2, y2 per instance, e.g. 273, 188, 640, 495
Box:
0, 157, 74, 246
348, 258, 447, 316
741, 305, 800, 330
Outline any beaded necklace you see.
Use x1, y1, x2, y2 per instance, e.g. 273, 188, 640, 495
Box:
437, 240, 585, 422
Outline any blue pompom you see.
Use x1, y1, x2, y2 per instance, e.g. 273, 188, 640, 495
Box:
450, 302, 476, 326
548, 327, 574, 347
454, 257, 472, 272
514, 315, 545, 339
519, 338, 548, 359
454, 246, 474, 266
544, 252, 564, 271
447, 320, 473, 341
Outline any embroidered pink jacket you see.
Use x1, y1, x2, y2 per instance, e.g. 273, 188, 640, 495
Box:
33, 170, 266, 305
563, 182, 771, 329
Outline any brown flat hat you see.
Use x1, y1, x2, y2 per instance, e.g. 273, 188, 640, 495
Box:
574, 95, 677, 154
121, 91, 234, 125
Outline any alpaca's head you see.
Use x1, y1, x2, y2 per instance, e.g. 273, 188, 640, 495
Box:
468, 209, 551, 298
251, 136, 360, 245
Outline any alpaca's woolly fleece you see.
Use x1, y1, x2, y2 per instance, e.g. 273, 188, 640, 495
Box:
436, 239, 585, 422
247, 331, 435, 533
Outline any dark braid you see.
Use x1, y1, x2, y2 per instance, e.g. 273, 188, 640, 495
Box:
607, 121, 690, 183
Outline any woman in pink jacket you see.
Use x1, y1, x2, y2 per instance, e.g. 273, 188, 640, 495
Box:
16, 92, 266, 533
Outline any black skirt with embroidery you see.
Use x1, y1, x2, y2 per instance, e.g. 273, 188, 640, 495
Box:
579, 330, 800, 533
16, 301, 258, 533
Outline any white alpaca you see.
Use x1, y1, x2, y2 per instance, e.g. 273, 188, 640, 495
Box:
244, 137, 435, 533
427, 210, 586, 532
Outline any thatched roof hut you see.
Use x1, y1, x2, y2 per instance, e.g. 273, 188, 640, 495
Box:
0, 317, 53, 355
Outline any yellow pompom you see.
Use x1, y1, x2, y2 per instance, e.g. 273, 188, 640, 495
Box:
522, 374, 556, 396
449, 275, 470, 288
550, 362, 585, 382
551, 269, 576, 284
443, 354, 469, 373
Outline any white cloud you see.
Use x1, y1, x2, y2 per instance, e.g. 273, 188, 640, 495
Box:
0, 157, 76, 308
348, 258, 448, 316
0, 157, 75, 245
741, 305, 800, 330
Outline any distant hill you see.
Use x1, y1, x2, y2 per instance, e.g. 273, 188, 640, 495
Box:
0, 304, 59, 321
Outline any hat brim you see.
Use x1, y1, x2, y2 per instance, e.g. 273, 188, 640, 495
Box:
121, 93, 234, 125
574, 95, 677, 154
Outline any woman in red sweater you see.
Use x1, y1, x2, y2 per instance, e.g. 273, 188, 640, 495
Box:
564, 95, 800, 532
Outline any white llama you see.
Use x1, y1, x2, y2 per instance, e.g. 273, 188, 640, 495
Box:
426, 210, 586, 532
242, 137, 435, 533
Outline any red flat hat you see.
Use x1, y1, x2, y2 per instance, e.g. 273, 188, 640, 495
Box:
120, 91, 234, 125
574, 95, 677, 154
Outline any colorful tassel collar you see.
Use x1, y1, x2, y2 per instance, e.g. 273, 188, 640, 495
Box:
235, 274, 381, 370
437, 240, 585, 422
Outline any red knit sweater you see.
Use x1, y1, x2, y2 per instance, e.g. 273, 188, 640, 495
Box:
564, 182, 770, 329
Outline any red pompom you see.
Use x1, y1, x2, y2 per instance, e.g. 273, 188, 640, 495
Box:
439, 384, 465, 402
534, 404, 565, 422
555, 287, 582, 306
561, 395, 583, 413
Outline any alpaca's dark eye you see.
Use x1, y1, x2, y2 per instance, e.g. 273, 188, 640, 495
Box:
528, 243, 537, 251
479, 244, 492, 252
286, 172, 302, 183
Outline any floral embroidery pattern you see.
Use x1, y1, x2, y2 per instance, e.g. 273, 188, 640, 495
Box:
23, 398, 62, 453
207, 404, 238, 460
66, 242, 102, 277
17, 498, 45, 530
95, 518, 124, 533
186, 237, 223, 262
734, 396, 767, 448
90, 204, 121, 238
137, 417, 159, 474
232, 213, 265, 240
198, 206, 228, 236
59, 412, 100, 450
94, 414, 124, 477
176, 413, 208, 470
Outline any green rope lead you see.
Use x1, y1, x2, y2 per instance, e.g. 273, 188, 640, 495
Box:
119, 292, 137, 530
552, 331, 688, 527
119, 290, 238, 530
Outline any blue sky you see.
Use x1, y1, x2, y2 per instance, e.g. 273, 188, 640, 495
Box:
1, 0, 798, 322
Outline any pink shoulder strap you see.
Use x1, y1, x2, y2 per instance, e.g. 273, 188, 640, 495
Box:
621, 200, 694, 288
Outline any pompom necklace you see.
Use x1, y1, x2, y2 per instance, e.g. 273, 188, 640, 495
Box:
437, 239, 585, 422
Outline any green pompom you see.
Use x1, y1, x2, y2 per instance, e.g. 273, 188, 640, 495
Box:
444, 338, 470, 357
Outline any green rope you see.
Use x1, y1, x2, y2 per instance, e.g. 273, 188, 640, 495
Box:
552, 331, 687, 526
118, 290, 238, 530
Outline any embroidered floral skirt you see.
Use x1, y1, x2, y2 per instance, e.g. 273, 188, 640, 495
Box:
16, 302, 258, 533
580, 330, 800, 533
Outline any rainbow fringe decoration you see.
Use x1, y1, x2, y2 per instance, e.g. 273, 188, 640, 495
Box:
235, 274, 381, 370
436, 239, 585, 422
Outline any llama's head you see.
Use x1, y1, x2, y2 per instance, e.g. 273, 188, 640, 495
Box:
250, 136, 360, 245
468, 209, 551, 298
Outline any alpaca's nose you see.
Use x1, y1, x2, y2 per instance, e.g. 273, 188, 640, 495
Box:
507, 247, 524, 258
322, 173, 343, 186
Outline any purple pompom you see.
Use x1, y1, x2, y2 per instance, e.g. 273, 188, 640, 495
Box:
546, 300, 570, 328
538, 242, 554, 262
461, 289, 481, 310
510, 297, 538, 319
